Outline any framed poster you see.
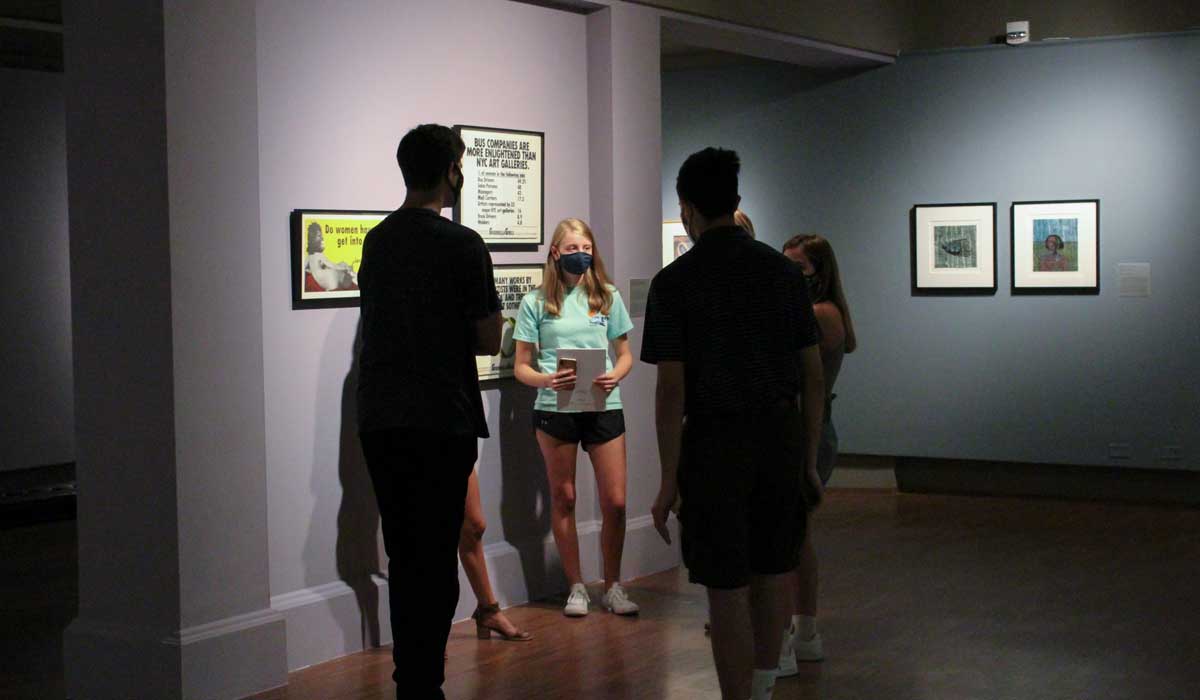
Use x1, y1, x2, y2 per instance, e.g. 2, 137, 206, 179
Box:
291, 209, 387, 309
910, 203, 997, 295
662, 220, 692, 268
478, 264, 545, 381
1011, 199, 1100, 294
454, 125, 544, 247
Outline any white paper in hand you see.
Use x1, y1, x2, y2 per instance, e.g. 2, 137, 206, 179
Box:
555, 348, 608, 412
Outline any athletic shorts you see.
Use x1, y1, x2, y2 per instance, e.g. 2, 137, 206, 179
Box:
533, 409, 625, 448
816, 395, 839, 485
678, 402, 810, 590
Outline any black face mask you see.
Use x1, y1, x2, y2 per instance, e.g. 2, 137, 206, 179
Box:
681, 206, 698, 244
803, 272, 821, 300
447, 165, 463, 207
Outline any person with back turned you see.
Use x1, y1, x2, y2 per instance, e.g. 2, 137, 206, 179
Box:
643, 147, 825, 700
356, 123, 503, 699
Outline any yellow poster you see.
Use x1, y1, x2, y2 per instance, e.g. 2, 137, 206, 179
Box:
291, 209, 387, 308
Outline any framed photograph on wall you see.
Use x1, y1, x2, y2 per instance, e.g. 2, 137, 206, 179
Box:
910, 202, 997, 295
290, 209, 388, 309
1011, 199, 1099, 294
454, 125, 544, 248
662, 219, 691, 268
478, 264, 545, 381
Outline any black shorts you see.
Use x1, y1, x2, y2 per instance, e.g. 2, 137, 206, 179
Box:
533, 409, 626, 448
679, 403, 809, 590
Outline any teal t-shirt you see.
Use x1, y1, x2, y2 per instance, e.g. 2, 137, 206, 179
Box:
513, 284, 635, 412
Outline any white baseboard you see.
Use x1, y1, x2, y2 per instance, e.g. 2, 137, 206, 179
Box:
65, 609, 287, 700
270, 515, 681, 672
271, 576, 391, 671
174, 609, 287, 700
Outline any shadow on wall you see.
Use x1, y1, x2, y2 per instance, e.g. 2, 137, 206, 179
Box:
318, 321, 561, 652
494, 380, 561, 601
335, 318, 381, 648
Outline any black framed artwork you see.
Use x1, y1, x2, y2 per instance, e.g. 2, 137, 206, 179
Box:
910, 202, 997, 295
290, 209, 388, 310
453, 125, 545, 249
1011, 199, 1100, 295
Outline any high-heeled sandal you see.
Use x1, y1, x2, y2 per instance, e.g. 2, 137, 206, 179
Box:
472, 602, 532, 641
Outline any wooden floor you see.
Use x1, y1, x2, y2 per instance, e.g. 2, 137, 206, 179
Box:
245, 491, 1200, 700
5, 491, 1200, 699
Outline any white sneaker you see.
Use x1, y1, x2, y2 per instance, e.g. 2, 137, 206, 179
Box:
600, 582, 640, 615
563, 583, 590, 617
750, 668, 778, 700
793, 632, 824, 662
777, 624, 799, 677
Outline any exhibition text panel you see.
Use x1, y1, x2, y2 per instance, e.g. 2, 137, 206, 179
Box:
455, 125, 544, 246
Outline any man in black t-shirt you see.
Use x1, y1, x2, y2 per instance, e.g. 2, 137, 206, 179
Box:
642, 148, 825, 700
357, 124, 502, 699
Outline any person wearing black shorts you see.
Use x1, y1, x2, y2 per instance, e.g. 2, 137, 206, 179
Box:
513, 218, 640, 618
644, 148, 825, 700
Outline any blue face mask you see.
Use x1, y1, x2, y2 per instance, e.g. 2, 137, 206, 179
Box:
560, 252, 593, 275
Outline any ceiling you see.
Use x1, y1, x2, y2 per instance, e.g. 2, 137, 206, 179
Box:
660, 14, 893, 71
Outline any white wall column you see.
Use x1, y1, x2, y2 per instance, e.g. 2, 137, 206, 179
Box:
587, 3, 681, 568
62, 1, 285, 697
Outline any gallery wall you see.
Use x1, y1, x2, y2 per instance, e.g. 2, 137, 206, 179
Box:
256, 0, 673, 669
0, 68, 73, 473
662, 32, 1200, 471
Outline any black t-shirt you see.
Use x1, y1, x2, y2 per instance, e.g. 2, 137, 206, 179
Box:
356, 207, 501, 437
640, 226, 820, 418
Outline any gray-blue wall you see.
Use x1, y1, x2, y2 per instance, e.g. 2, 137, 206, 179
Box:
663, 32, 1200, 470
1, 68, 73, 472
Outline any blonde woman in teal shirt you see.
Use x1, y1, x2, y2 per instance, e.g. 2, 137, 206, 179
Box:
513, 218, 639, 618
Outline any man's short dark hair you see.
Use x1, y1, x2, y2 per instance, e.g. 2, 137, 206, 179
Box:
675, 147, 740, 220
396, 124, 466, 191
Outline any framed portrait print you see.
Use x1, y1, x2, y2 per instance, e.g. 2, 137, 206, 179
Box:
478, 264, 544, 381
1011, 199, 1099, 294
910, 203, 997, 295
661, 220, 691, 268
454, 125, 544, 248
290, 209, 388, 309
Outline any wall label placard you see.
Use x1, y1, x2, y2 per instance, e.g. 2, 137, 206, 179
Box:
454, 125, 544, 247
1118, 263, 1151, 298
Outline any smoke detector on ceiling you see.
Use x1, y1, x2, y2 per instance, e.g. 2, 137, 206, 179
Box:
1006, 21, 1030, 45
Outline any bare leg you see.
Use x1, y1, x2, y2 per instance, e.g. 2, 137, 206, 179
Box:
459, 471, 496, 605
794, 528, 818, 617
750, 572, 792, 669
537, 430, 582, 585
586, 435, 627, 591
707, 586, 753, 700
458, 471, 526, 639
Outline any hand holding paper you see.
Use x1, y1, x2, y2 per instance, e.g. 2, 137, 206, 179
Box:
555, 348, 607, 412
593, 372, 620, 393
